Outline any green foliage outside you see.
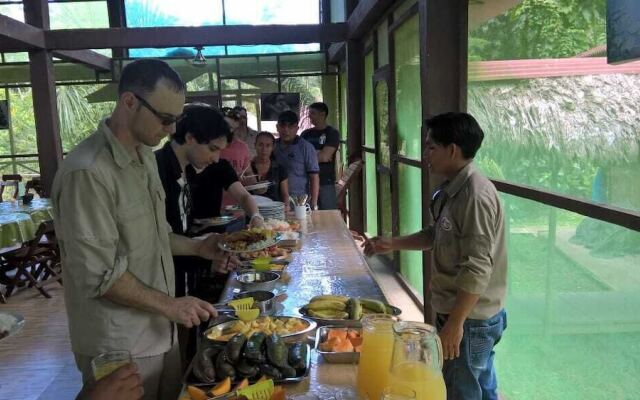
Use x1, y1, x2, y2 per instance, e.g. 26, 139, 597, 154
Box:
469, 0, 605, 61
468, 2, 640, 399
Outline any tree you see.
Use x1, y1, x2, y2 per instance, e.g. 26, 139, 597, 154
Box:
469, 0, 606, 61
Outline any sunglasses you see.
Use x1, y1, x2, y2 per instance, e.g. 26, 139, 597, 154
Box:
134, 94, 183, 126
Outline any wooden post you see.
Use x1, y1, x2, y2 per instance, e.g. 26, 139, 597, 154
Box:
25, 0, 63, 196
418, 0, 468, 324
345, 39, 364, 232
107, 0, 128, 59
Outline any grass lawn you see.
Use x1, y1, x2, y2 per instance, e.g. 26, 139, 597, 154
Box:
496, 233, 640, 399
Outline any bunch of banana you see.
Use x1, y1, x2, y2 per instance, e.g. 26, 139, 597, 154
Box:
302, 295, 396, 320
303, 295, 349, 319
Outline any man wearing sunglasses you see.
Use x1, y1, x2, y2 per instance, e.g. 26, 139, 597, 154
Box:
52, 59, 229, 400
364, 112, 507, 400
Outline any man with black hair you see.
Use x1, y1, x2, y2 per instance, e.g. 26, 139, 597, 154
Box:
52, 59, 226, 400
301, 102, 340, 209
273, 110, 319, 209
155, 103, 239, 293
365, 112, 507, 400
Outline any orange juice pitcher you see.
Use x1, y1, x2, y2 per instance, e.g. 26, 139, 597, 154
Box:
356, 314, 398, 400
388, 321, 446, 400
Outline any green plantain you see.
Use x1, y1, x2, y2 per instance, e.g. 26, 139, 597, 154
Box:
306, 300, 347, 311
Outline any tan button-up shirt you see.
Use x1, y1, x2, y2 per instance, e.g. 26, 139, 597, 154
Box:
52, 119, 176, 357
429, 163, 507, 320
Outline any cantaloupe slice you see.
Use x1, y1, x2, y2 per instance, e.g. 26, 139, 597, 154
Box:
333, 339, 354, 353
233, 378, 250, 391
210, 377, 232, 396
187, 385, 207, 400
348, 335, 363, 348
327, 329, 348, 341
347, 330, 360, 340
354, 344, 362, 353
270, 386, 286, 400
319, 337, 339, 352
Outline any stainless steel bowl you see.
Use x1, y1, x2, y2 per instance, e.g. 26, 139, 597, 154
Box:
235, 270, 280, 291
203, 315, 317, 344
233, 290, 276, 316
315, 325, 361, 364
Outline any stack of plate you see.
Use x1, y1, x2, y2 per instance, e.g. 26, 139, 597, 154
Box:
258, 201, 285, 221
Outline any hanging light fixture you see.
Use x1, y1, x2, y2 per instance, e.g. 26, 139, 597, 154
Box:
192, 46, 207, 67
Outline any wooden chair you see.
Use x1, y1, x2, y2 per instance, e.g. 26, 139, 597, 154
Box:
0, 174, 22, 202
25, 177, 45, 198
335, 159, 363, 221
0, 221, 62, 300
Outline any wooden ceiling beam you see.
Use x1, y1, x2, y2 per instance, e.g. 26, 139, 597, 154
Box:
347, 0, 395, 39
0, 14, 46, 50
52, 49, 111, 71
45, 23, 348, 50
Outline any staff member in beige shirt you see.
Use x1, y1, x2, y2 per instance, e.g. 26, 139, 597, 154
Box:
365, 112, 507, 400
52, 59, 228, 400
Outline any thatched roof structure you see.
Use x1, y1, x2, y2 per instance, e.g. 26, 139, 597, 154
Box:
468, 73, 640, 163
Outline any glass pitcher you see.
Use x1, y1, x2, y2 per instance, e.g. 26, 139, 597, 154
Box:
388, 321, 446, 400
356, 314, 398, 400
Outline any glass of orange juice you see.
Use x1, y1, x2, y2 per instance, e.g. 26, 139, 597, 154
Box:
381, 384, 416, 400
356, 314, 398, 400
91, 350, 131, 380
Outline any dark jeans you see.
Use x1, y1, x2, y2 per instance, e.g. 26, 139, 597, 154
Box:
318, 183, 337, 210
436, 309, 507, 400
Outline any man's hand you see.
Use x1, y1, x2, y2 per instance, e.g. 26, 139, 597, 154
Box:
81, 363, 143, 400
439, 319, 464, 361
363, 236, 394, 257
249, 215, 265, 228
194, 233, 226, 260
165, 296, 218, 328
211, 255, 240, 274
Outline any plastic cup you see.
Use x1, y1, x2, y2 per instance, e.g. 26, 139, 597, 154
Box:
91, 350, 131, 380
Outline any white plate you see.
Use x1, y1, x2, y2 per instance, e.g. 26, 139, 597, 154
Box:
193, 215, 237, 227
244, 182, 273, 192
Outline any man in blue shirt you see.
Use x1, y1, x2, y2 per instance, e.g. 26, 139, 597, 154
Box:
273, 111, 320, 209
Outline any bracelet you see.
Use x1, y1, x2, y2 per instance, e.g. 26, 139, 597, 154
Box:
249, 213, 264, 220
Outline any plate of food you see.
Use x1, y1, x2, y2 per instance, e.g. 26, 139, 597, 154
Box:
0, 312, 25, 341
238, 245, 291, 261
204, 315, 316, 343
299, 295, 402, 328
218, 228, 280, 253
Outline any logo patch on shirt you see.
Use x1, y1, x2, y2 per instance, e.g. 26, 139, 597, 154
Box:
440, 216, 452, 231
319, 134, 326, 145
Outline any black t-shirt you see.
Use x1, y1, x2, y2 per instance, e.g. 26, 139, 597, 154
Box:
188, 159, 238, 219
250, 159, 288, 202
155, 141, 186, 235
301, 125, 340, 185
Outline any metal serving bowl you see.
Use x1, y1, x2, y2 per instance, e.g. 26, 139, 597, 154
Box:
235, 270, 280, 292
203, 315, 317, 344
233, 290, 276, 316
